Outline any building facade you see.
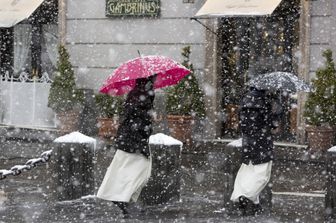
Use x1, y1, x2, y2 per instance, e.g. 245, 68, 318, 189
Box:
0, 0, 334, 143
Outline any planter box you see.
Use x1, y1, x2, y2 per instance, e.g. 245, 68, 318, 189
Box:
306, 125, 335, 151
97, 117, 119, 139
167, 115, 194, 145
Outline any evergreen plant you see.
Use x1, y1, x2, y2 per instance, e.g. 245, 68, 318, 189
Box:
48, 45, 83, 113
166, 46, 206, 117
304, 49, 336, 126
95, 94, 123, 118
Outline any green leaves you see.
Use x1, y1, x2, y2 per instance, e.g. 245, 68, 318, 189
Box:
166, 46, 206, 117
48, 45, 83, 113
95, 94, 123, 118
304, 49, 336, 126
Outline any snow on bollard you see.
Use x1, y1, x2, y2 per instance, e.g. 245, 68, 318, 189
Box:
139, 133, 183, 205
148, 133, 183, 147
47, 131, 96, 201
325, 146, 336, 219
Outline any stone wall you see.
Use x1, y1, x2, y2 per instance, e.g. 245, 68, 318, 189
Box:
64, 0, 207, 90
309, 0, 336, 78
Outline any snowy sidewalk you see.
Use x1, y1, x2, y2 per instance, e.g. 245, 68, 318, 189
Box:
0, 161, 325, 223
0, 132, 327, 222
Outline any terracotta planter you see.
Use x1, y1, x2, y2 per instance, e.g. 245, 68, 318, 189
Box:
167, 115, 194, 145
306, 125, 336, 151
97, 117, 119, 139
57, 111, 80, 134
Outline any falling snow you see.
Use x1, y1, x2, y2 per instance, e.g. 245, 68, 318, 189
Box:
0, 0, 335, 222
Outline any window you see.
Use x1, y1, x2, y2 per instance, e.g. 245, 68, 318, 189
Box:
219, 0, 300, 141
0, 28, 14, 75
0, 0, 58, 80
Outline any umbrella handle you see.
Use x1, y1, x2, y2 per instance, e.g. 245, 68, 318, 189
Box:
137, 50, 146, 77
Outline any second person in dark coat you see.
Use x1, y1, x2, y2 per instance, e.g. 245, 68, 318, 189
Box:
230, 87, 279, 216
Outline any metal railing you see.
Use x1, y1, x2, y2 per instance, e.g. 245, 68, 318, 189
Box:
0, 71, 56, 128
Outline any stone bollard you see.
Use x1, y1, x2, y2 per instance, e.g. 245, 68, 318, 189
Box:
47, 142, 95, 201
325, 146, 336, 220
140, 134, 182, 205
224, 139, 272, 215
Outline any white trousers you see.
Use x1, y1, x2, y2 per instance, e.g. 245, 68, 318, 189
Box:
97, 150, 152, 202
230, 161, 272, 204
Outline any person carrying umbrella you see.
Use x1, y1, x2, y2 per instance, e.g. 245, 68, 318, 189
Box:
230, 86, 280, 216
230, 71, 310, 216
97, 75, 156, 217
96, 55, 190, 218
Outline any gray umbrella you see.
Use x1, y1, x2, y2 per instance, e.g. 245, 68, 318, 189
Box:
248, 72, 311, 93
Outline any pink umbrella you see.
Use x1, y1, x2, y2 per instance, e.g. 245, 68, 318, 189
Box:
99, 55, 191, 96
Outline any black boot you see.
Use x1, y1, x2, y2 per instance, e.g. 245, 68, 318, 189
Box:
252, 203, 263, 216
239, 196, 262, 216
113, 201, 129, 218
238, 196, 249, 216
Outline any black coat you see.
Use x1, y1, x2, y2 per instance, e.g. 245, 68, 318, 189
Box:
239, 88, 277, 165
114, 79, 155, 158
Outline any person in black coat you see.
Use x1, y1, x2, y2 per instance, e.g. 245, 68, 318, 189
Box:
230, 87, 279, 216
114, 75, 156, 158
240, 87, 276, 165
97, 75, 156, 218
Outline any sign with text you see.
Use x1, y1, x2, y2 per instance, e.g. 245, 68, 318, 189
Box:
106, 0, 160, 17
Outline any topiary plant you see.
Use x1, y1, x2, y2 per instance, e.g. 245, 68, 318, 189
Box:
165, 46, 206, 118
95, 93, 123, 118
304, 49, 336, 126
48, 45, 83, 113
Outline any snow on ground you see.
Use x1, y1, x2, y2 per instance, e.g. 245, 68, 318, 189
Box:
272, 191, 325, 198
227, 138, 242, 147
149, 133, 183, 146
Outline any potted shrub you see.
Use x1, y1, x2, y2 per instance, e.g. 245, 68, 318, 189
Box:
304, 49, 336, 151
48, 45, 83, 133
165, 46, 206, 145
95, 93, 123, 139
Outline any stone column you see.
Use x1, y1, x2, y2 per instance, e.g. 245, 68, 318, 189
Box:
325, 148, 336, 219
58, 0, 67, 45
203, 19, 222, 139
47, 142, 95, 201
140, 143, 182, 205
296, 0, 311, 144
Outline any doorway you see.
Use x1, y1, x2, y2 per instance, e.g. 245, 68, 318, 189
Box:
218, 0, 301, 141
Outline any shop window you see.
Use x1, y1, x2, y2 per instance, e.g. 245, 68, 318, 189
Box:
0, 28, 14, 75
219, 0, 300, 142
0, 0, 58, 80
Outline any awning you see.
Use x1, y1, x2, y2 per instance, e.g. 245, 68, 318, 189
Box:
195, 0, 282, 18
0, 0, 44, 28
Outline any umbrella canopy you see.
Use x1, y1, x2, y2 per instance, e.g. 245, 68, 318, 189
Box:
247, 72, 311, 93
195, 0, 282, 18
99, 55, 190, 96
